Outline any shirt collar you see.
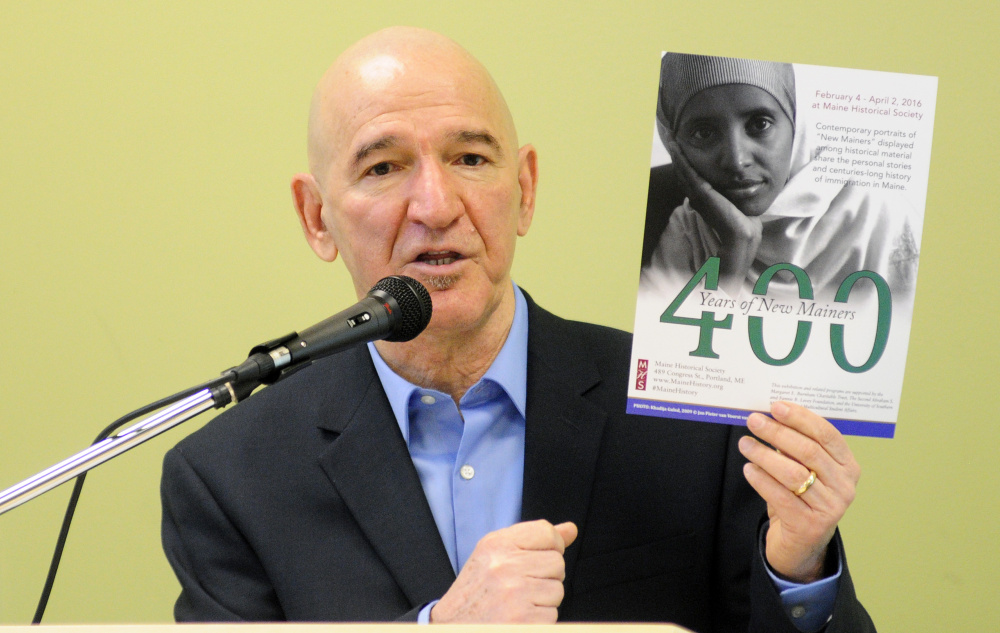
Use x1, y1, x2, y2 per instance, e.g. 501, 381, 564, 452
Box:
368, 283, 529, 443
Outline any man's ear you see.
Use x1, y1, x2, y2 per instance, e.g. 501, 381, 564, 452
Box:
516, 144, 538, 237
291, 173, 339, 262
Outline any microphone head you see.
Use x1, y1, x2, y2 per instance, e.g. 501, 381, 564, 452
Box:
370, 275, 433, 342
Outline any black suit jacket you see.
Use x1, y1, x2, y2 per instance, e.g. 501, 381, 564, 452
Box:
161, 295, 874, 632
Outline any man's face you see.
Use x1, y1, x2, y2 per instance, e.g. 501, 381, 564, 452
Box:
307, 53, 535, 335
674, 84, 794, 217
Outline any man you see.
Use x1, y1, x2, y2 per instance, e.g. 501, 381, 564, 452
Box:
161, 27, 874, 631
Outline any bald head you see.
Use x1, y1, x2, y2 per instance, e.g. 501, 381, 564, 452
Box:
290, 25, 539, 367
307, 27, 518, 182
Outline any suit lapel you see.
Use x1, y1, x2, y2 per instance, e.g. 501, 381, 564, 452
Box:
520, 298, 608, 584
313, 347, 456, 609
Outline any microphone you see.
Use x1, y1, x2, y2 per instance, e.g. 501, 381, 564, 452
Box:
227, 275, 432, 393
289, 274, 433, 359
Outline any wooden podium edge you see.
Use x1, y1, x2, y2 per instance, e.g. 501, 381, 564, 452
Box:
0, 623, 692, 632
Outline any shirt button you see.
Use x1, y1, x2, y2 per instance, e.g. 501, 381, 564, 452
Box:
420, 394, 436, 405
790, 605, 807, 619
459, 464, 475, 480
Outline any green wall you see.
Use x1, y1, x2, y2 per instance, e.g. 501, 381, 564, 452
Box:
1, 1, 996, 630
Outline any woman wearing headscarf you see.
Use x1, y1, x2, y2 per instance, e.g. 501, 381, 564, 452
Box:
641, 53, 918, 302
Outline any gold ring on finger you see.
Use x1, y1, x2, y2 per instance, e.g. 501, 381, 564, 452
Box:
794, 470, 817, 496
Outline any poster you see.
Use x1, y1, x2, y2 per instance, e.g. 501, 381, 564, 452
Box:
627, 53, 937, 438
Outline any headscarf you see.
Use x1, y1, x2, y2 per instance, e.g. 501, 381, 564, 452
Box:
656, 53, 796, 142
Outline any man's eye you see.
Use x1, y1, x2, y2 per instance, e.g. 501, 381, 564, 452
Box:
368, 162, 393, 176
458, 154, 486, 167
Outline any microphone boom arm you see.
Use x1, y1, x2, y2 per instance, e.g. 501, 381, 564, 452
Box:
0, 384, 235, 517
0, 274, 431, 517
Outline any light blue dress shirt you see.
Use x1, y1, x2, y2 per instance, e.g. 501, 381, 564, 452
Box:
369, 286, 528, 576
368, 284, 836, 630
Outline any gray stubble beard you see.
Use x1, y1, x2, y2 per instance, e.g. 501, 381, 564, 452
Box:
425, 274, 461, 290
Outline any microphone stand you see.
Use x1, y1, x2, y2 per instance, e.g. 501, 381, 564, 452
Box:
0, 334, 296, 517
0, 385, 225, 516
0, 274, 431, 622
0, 333, 303, 623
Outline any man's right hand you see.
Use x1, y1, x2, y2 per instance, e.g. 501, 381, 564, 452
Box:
429, 520, 578, 623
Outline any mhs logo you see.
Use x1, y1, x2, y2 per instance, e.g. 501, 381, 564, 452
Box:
635, 359, 648, 391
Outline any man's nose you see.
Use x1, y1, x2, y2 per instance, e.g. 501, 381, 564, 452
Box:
406, 160, 463, 228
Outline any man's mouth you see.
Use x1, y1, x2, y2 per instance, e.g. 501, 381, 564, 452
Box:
416, 250, 463, 266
